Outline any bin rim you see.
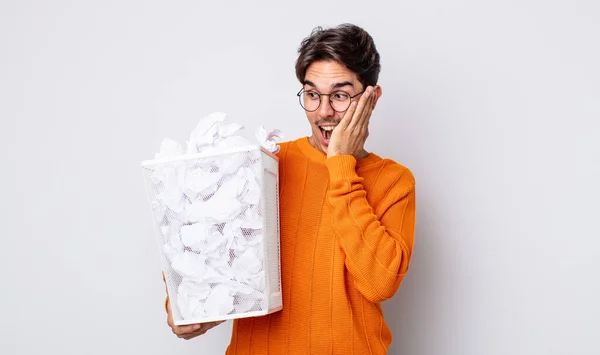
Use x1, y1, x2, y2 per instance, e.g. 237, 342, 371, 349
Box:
141, 144, 279, 167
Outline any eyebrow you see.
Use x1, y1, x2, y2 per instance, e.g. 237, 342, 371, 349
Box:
303, 80, 354, 90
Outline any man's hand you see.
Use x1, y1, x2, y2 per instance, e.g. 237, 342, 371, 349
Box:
327, 86, 376, 159
166, 298, 225, 340
163, 272, 225, 340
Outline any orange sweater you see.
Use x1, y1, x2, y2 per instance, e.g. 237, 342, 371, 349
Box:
226, 137, 416, 355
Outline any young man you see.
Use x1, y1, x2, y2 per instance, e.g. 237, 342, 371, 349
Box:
165, 23, 416, 354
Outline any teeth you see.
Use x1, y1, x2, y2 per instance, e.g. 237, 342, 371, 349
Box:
320, 126, 335, 131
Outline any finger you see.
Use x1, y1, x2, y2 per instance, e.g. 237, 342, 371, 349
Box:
178, 321, 223, 339
357, 89, 375, 131
360, 95, 375, 132
338, 100, 357, 131
173, 320, 224, 336
173, 324, 202, 338
174, 323, 203, 335
348, 87, 372, 131
182, 328, 208, 340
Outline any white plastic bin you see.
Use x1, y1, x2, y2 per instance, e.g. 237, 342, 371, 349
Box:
142, 145, 282, 325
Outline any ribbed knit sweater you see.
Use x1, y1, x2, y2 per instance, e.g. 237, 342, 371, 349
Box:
226, 137, 416, 354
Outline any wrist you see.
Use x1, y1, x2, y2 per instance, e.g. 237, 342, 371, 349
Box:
325, 155, 358, 180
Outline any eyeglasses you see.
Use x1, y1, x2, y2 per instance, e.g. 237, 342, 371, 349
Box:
297, 88, 364, 113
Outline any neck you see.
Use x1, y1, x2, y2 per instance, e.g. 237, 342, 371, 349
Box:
355, 149, 370, 159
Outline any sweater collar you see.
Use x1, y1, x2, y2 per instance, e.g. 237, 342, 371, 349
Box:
295, 136, 381, 168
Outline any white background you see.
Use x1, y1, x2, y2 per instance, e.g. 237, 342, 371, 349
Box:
1, 1, 599, 354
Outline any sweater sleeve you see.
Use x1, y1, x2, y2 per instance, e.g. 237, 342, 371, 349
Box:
325, 155, 416, 303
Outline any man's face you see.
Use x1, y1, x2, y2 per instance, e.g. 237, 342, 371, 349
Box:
302, 60, 365, 154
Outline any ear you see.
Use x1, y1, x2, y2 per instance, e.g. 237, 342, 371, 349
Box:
371, 85, 383, 110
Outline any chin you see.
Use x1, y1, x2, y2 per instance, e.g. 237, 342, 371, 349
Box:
309, 134, 328, 154
313, 130, 331, 153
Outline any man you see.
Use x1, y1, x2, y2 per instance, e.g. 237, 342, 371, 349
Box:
165, 23, 416, 354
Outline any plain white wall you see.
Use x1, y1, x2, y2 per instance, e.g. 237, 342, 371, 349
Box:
1, 1, 598, 354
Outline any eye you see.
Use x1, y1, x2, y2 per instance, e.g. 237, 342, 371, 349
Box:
332, 91, 350, 101
306, 90, 320, 100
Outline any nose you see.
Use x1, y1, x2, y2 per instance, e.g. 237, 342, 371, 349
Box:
318, 95, 335, 117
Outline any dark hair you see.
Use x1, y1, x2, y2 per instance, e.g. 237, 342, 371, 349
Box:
295, 23, 381, 88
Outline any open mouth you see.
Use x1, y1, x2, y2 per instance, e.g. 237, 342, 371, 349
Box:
319, 126, 335, 141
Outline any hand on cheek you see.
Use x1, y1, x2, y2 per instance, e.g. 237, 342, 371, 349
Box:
327, 86, 375, 159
